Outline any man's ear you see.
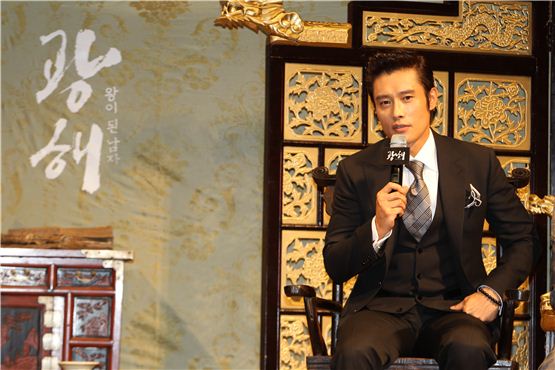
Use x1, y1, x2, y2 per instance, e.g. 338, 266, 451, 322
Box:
428, 87, 439, 111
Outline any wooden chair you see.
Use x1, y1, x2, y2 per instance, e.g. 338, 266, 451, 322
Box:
284, 166, 532, 370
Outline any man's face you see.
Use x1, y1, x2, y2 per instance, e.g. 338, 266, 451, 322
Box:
372, 68, 438, 156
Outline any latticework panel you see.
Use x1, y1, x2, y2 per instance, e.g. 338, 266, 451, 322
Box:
323, 148, 359, 226
281, 229, 357, 310
281, 230, 330, 309
284, 63, 363, 143
282, 147, 319, 225
512, 321, 529, 370
454, 73, 531, 150
324, 148, 360, 175
481, 236, 497, 275
279, 315, 331, 370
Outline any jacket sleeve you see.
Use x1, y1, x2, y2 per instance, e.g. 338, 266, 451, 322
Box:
481, 150, 538, 295
323, 160, 384, 284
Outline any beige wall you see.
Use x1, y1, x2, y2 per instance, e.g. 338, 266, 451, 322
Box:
1, 1, 346, 369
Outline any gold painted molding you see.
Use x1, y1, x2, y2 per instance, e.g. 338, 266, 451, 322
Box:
271, 21, 351, 48
215, 0, 351, 46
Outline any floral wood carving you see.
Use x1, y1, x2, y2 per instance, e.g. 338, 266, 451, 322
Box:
282, 148, 317, 224
512, 322, 529, 370
279, 315, 332, 370
481, 237, 496, 275
279, 316, 310, 370
284, 64, 362, 143
455, 75, 530, 149
281, 231, 330, 309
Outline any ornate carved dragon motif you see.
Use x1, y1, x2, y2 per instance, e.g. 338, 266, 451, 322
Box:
526, 194, 555, 217
214, 0, 304, 40
365, 1, 530, 54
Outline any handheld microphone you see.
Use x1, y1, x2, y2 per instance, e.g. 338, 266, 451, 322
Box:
385, 134, 409, 185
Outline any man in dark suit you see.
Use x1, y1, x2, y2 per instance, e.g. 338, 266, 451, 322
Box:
323, 50, 536, 370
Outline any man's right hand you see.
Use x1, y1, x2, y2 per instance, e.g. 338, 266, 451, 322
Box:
375, 182, 408, 239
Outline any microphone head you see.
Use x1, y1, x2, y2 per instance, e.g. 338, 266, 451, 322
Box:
385, 134, 409, 167
390, 134, 407, 148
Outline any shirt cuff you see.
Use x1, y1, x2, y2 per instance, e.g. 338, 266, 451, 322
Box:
478, 284, 504, 316
371, 216, 392, 253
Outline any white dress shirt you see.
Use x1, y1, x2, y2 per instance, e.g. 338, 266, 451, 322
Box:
371, 130, 438, 248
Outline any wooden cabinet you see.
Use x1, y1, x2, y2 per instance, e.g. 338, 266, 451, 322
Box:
1, 248, 133, 370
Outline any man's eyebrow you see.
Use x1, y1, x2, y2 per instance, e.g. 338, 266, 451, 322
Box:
375, 89, 416, 101
375, 94, 391, 101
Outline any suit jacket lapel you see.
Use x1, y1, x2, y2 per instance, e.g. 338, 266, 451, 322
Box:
435, 132, 466, 254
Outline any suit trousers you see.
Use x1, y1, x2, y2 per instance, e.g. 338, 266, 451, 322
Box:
331, 305, 497, 370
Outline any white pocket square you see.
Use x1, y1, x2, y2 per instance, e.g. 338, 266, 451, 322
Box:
465, 184, 482, 209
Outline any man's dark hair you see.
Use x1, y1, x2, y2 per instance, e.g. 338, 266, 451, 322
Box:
366, 49, 437, 120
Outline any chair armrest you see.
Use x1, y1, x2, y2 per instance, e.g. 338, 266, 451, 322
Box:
284, 284, 316, 298
313, 297, 343, 314
504, 288, 529, 302
498, 289, 529, 360
284, 284, 342, 313
284, 284, 343, 356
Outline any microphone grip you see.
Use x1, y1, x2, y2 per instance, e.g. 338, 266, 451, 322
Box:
390, 165, 403, 185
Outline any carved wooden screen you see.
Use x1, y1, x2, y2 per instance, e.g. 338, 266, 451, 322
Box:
261, 2, 550, 370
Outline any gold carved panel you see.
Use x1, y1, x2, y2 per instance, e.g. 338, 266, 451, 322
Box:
281, 230, 355, 309
322, 148, 359, 225
368, 71, 448, 143
279, 315, 331, 370
511, 321, 529, 370
283, 147, 318, 225
481, 236, 497, 275
454, 74, 531, 150
363, 1, 531, 55
324, 148, 359, 175
284, 63, 362, 143
281, 230, 330, 309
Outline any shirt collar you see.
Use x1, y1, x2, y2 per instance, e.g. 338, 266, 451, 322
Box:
410, 129, 438, 172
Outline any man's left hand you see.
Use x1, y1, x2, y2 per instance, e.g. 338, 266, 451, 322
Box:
450, 289, 499, 322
